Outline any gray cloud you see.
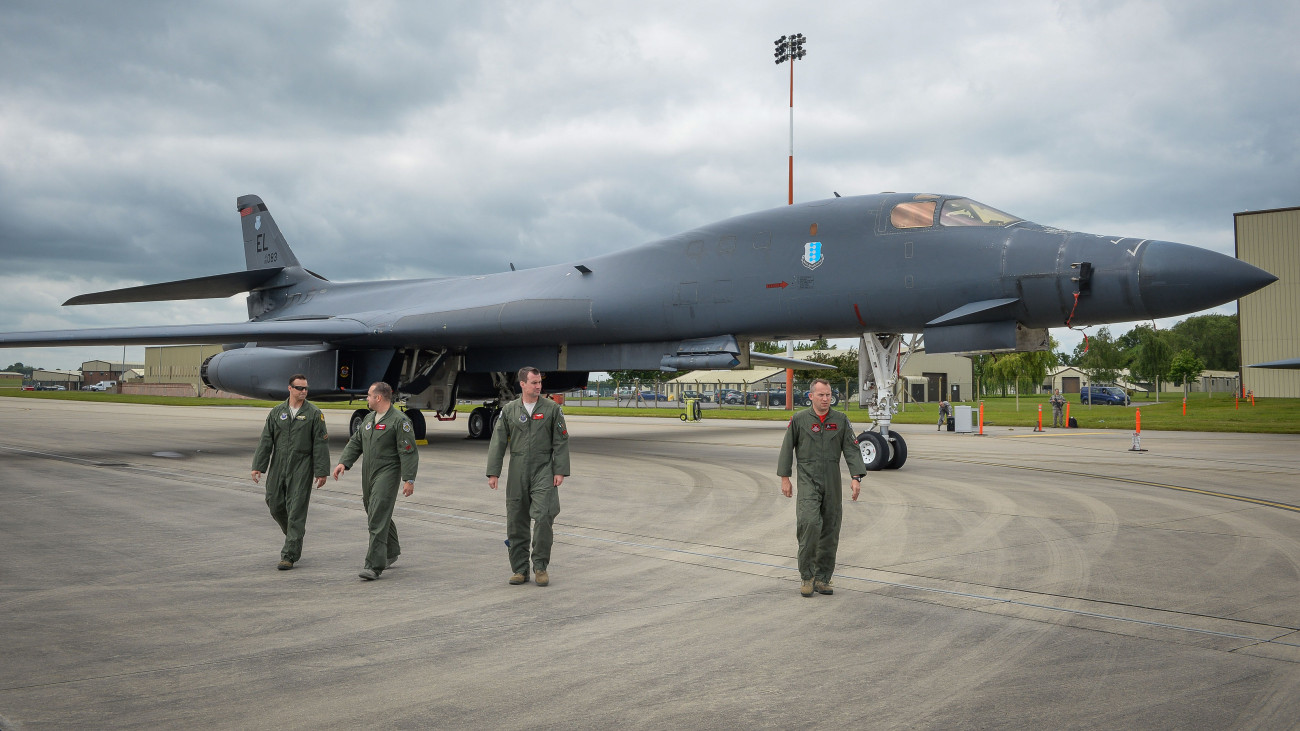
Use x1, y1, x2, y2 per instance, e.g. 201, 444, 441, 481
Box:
2, 0, 1296, 369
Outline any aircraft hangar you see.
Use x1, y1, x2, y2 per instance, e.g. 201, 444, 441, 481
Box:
1236, 205, 1300, 397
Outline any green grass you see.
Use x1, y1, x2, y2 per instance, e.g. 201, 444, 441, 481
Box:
6, 391, 1299, 433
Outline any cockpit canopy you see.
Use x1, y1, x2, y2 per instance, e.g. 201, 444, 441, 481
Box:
889, 195, 1022, 229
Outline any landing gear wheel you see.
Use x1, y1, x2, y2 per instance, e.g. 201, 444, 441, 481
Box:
405, 408, 426, 440
349, 408, 369, 436
468, 407, 492, 440
884, 432, 907, 470
857, 431, 888, 471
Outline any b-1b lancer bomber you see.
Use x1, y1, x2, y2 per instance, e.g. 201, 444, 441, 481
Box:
0, 193, 1275, 468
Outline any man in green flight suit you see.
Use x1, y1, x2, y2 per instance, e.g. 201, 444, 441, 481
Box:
777, 378, 867, 597
486, 366, 571, 587
251, 373, 331, 571
331, 381, 419, 581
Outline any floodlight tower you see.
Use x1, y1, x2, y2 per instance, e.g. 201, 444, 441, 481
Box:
773, 33, 806, 206
774, 33, 806, 409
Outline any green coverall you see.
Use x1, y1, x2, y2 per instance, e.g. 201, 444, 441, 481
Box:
486, 397, 570, 577
776, 408, 867, 583
338, 408, 419, 572
252, 400, 331, 563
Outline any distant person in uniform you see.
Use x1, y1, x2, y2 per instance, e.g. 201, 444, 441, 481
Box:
332, 381, 419, 581
251, 374, 330, 571
937, 399, 952, 431
777, 379, 868, 598
1050, 389, 1066, 427
486, 367, 571, 587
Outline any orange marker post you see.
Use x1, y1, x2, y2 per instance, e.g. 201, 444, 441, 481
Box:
1182, 396, 1186, 416
1065, 402, 1070, 427
1235, 394, 1239, 410
1036, 403, 1043, 432
978, 401, 985, 435
1135, 408, 1141, 434
1250, 391, 1255, 406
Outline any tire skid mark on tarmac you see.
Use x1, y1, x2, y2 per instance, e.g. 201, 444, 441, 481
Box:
926, 456, 1300, 513
6, 442, 1299, 658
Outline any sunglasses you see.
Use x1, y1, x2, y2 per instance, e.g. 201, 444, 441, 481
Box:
290, 385, 308, 391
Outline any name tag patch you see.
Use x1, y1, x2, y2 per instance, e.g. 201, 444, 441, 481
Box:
826, 423, 837, 431
376, 424, 386, 430
533, 413, 545, 420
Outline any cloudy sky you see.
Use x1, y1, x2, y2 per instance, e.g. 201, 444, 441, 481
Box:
2, 1, 1296, 371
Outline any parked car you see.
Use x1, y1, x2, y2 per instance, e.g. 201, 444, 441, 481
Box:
798, 387, 843, 407
638, 390, 668, 401
21, 384, 35, 391
678, 390, 705, 402
717, 389, 745, 404
84, 380, 117, 392
1079, 386, 1130, 405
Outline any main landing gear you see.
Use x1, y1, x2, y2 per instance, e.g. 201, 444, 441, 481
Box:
467, 405, 500, 440
348, 406, 429, 441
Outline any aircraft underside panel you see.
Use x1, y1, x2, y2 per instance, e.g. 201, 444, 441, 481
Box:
923, 321, 1049, 354
466, 341, 687, 372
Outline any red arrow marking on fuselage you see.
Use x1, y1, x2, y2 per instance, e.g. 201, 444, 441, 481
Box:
766, 281, 789, 289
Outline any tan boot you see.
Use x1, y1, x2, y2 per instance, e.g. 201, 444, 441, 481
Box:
535, 570, 549, 587
800, 579, 814, 597
814, 579, 834, 595
508, 572, 528, 585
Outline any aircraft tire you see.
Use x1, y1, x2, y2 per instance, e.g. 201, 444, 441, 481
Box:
884, 432, 907, 470
468, 408, 490, 440
349, 408, 369, 437
406, 408, 426, 440
857, 431, 888, 471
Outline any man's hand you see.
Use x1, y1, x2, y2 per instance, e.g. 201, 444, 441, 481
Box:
313, 476, 326, 488
851, 477, 861, 501
250, 470, 261, 485
402, 480, 414, 497
553, 475, 564, 487
487, 476, 498, 490
780, 476, 793, 498
331, 464, 346, 480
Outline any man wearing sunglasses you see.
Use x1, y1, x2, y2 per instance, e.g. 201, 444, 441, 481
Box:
251, 374, 331, 570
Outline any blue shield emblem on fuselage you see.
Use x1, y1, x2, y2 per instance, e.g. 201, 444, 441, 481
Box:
802, 241, 823, 270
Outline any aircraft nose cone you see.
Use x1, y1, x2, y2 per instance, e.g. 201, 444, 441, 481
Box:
1138, 240, 1277, 319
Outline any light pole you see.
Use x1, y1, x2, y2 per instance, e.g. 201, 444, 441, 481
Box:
773, 33, 806, 206
775, 34, 806, 409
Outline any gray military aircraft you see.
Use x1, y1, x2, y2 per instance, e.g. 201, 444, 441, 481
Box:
0, 193, 1276, 469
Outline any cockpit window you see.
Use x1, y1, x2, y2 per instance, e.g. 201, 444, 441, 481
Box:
890, 201, 936, 229
939, 198, 1022, 227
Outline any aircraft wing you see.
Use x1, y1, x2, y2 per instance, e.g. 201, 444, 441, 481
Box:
747, 351, 835, 370
1247, 358, 1300, 369
0, 318, 369, 347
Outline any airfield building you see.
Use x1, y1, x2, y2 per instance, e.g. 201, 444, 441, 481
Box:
1236, 205, 1300, 398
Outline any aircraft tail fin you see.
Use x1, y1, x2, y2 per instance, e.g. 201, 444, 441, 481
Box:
238, 194, 301, 270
